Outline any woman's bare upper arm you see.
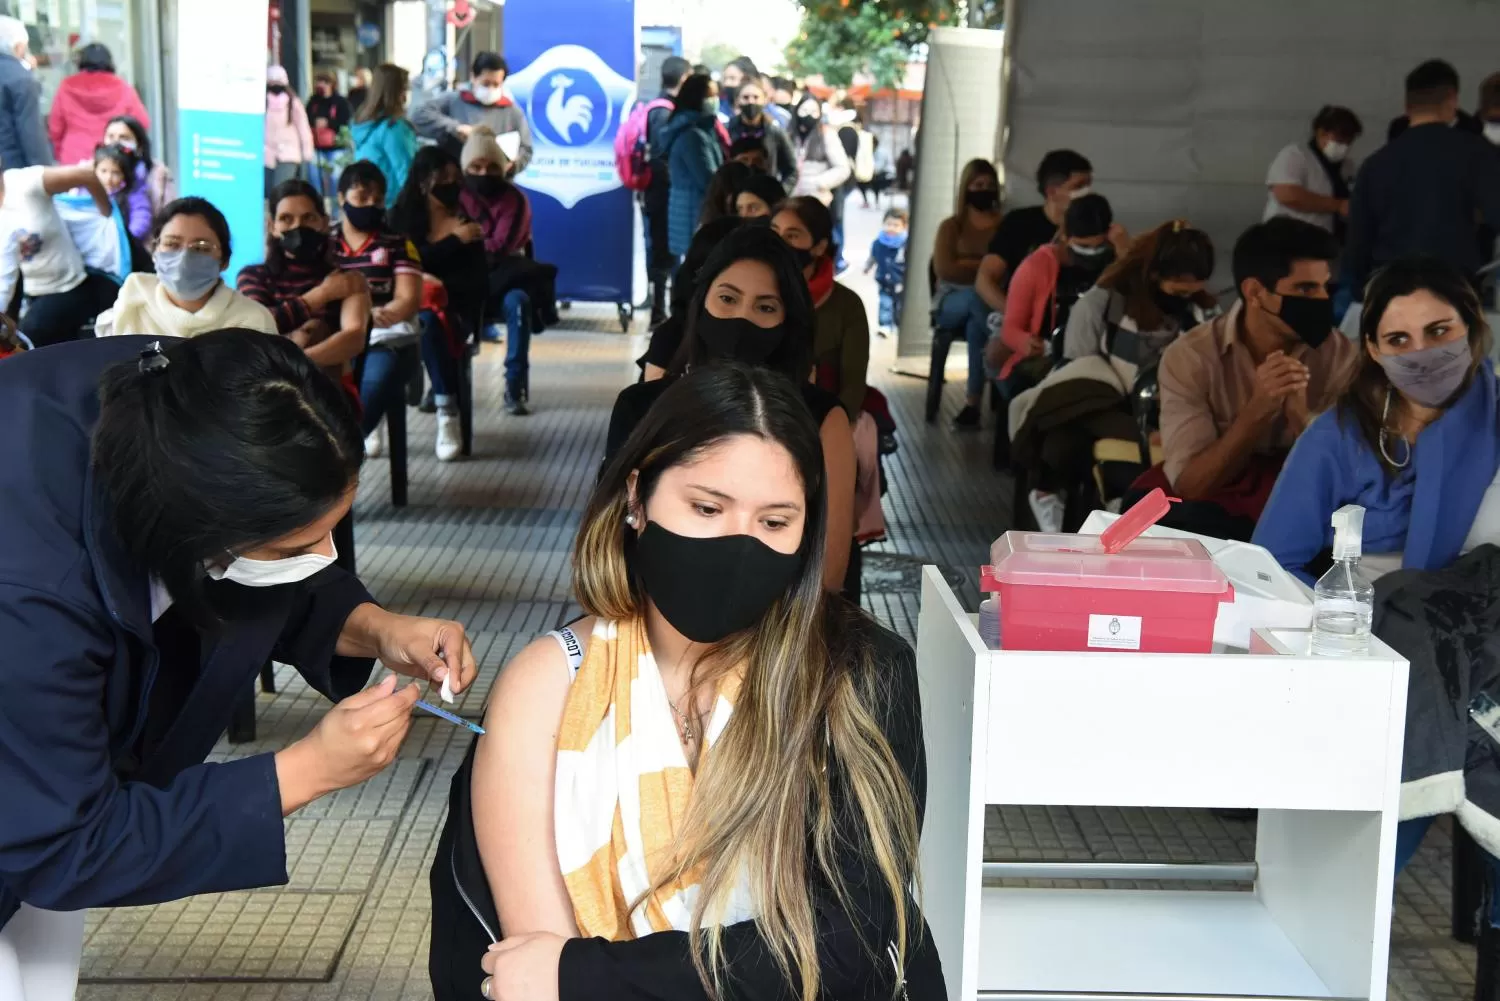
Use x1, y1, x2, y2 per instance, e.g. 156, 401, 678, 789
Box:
819, 407, 855, 590
471, 626, 589, 938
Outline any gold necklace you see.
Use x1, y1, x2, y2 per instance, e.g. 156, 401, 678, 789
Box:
666, 694, 697, 745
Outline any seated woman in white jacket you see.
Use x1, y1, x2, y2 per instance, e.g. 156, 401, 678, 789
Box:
97, 197, 277, 338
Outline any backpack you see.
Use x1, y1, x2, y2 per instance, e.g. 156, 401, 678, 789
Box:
853, 129, 876, 183
614, 97, 674, 192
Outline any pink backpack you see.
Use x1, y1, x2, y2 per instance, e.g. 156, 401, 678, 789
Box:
614, 97, 675, 191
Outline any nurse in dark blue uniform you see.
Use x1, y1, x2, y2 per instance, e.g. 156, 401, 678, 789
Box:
0, 329, 477, 999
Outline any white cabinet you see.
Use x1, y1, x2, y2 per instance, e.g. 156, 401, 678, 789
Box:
915, 567, 1410, 1001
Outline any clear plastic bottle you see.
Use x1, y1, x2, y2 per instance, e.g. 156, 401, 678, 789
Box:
979, 595, 1002, 650
1310, 505, 1375, 657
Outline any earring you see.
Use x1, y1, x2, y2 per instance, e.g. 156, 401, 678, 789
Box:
625, 513, 638, 528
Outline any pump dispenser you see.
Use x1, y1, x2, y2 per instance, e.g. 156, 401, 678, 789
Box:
1310, 505, 1375, 656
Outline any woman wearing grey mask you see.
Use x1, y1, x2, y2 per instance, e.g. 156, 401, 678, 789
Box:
1256, 256, 1500, 586
96, 197, 279, 339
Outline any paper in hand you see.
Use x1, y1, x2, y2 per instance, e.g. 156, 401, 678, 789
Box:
440, 673, 455, 704
497, 131, 522, 161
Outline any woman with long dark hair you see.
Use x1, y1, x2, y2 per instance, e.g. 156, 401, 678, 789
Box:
391, 145, 487, 460
661, 73, 725, 258
788, 95, 851, 206
0, 331, 476, 997
1258, 257, 1500, 580
607, 225, 857, 592
637, 215, 745, 382
930, 158, 1003, 424
351, 64, 419, 209
1009, 219, 1215, 533
428, 362, 944, 1001
104, 115, 177, 218
772, 195, 870, 420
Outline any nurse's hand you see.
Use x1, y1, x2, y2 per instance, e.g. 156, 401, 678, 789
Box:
275, 674, 421, 814
338, 604, 478, 696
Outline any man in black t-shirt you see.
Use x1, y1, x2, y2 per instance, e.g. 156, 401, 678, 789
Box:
975, 149, 1094, 317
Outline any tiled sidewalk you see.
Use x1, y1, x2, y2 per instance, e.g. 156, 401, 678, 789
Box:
75, 310, 1471, 1000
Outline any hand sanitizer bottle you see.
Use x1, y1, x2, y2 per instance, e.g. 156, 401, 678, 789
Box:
1310, 505, 1375, 657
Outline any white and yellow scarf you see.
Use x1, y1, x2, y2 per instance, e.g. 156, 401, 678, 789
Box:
553, 618, 755, 938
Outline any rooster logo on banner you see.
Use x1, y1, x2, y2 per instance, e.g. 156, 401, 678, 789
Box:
544, 73, 594, 143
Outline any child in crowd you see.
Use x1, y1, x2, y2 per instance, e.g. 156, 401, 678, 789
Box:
93, 142, 150, 242
865, 206, 907, 337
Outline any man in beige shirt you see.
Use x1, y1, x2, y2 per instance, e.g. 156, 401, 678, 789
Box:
1156, 218, 1360, 538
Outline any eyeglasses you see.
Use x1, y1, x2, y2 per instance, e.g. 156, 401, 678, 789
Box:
155, 238, 221, 256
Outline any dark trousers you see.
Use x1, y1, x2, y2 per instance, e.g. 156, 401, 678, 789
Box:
643, 186, 674, 325
20, 272, 118, 347
419, 310, 460, 403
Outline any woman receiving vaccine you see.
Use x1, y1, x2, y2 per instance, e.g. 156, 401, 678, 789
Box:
429, 363, 945, 1001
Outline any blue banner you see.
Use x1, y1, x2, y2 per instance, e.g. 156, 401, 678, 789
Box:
176, 0, 269, 282
505, 0, 636, 304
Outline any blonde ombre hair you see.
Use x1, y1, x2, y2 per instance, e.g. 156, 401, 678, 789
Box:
574, 364, 922, 1001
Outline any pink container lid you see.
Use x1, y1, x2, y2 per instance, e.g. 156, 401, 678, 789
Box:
987, 530, 1231, 594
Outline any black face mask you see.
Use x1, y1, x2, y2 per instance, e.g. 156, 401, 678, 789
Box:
632, 522, 803, 643
466, 174, 505, 200
965, 189, 999, 212
341, 203, 385, 233
279, 226, 326, 263
739, 102, 763, 121
787, 244, 815, 271
429, 181, 462, 210
796, 114, 819, 138
267, 84, 288, 96
1274, 293, 1334, 349
722, 85, 739, 108
697, 313, 785, 366
1153, 288, 1198, 325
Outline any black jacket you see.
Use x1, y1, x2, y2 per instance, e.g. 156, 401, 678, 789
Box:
427, 610, 947, 1001
0, 336, 375, 931
0, 51, 51, 169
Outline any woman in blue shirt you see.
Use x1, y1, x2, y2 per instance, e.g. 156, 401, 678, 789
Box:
1255, 257, 1500, 584
1255, 257, 1500, 966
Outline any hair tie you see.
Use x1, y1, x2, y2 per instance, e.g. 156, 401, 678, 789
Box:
1171, 219, 1186, 233
138, 340, 169, 375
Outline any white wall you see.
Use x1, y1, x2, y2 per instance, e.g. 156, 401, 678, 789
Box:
898, 26, 1007, 358
1001, 0, 1500, 292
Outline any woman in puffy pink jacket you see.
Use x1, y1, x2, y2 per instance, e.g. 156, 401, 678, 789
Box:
47, 43, 150, 166
264, 65, 315, 200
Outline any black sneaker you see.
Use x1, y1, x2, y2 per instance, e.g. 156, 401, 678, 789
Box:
952, 404, 981, 430
505, 384, 530, 416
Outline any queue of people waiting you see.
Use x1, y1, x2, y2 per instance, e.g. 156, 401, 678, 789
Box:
923, 55, 1500, 550
1, 119, 557, 457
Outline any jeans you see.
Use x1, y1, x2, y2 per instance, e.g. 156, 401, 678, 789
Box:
1397, 815, 1500, 927
878, 284, 903, 328
418, 309, 459, 407
502, 287, 532, 389
933, 286, 993, 401
309, 150, 342, 219
358, 343, 417, 437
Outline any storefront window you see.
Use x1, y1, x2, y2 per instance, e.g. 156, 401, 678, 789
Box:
0, 0, 135, 114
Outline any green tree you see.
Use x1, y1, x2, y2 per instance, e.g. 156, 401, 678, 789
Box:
698, 42, 740, 73
785, 3, 911, 90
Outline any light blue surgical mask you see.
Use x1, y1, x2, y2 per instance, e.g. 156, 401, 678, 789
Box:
154, 248, 222, 300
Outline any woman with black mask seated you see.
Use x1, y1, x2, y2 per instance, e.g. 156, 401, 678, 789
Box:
637, 216, 745, 382
606, 226, 857, 592
990, 193, 1124, 398
391, 146, 488, 461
